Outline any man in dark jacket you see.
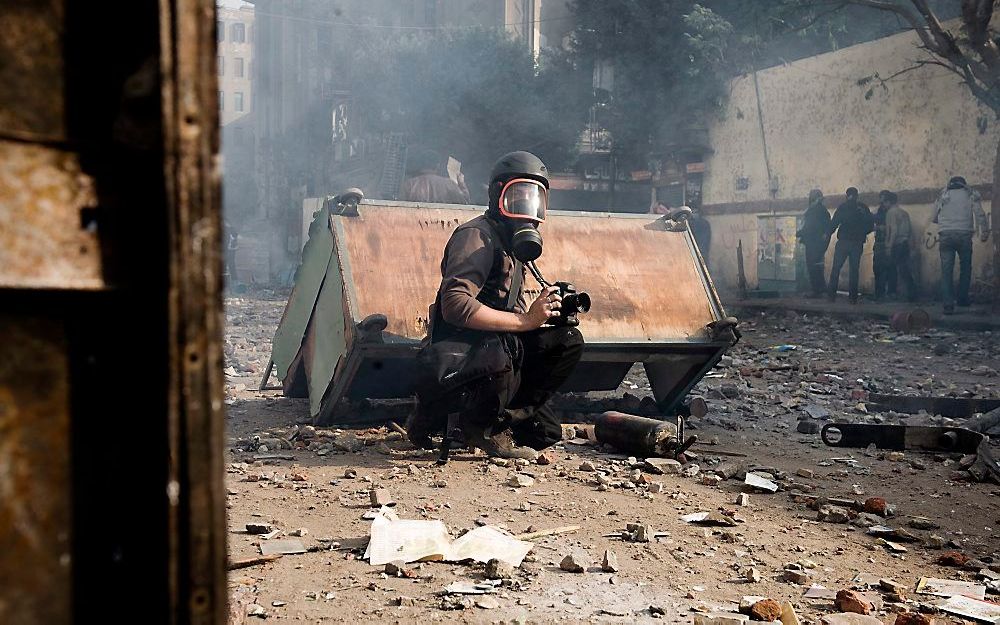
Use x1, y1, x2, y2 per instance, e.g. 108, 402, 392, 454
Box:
407, 151, 584, 460
872, 192, 890, 300
827, 187, 873, 303
797, 189, 831, 297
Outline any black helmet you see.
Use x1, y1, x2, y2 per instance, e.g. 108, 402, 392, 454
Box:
948, 175, 967, 189
488, 151, 549, 263
490, 151, 549, 187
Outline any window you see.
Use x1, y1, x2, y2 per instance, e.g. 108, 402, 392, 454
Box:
218, 91, 224, 110
217, 21, 224, 42
234, 57, 244, 78
218, 56, 224, 76
231, 22, 246, 43
234, 92, 244, 112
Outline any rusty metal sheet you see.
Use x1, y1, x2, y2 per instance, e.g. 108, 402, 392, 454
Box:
0, 140, 103, 289
0, 317, 72, 624
337, 203, 719, 342
0, 0, 66, 142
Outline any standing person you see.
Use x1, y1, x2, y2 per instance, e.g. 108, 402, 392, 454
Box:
797, 188, 831, 297
882, 190, 916, 301
688, 204, 712, 262
872, 193, 890, 300
933, 175, 990, 313
826, 187, 873, 303
400, 148, 471, 204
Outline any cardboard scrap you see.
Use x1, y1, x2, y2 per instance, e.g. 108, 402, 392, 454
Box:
745, 473, 778, 493
803, 585, 837, 600
365, 511, 532, 567
259, 539, 306, 556
916, 577, 987, 601
935, 595, 1000, 623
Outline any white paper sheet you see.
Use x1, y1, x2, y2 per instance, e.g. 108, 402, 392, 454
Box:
365, 512, 533, 567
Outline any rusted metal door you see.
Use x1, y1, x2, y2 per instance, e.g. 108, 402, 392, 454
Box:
0, 0, 226, 623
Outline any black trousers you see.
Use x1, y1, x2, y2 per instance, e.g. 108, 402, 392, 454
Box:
828, 239, 864, 300
422, 325, 584, 450
873, 244, 889, 298
803, 242, 827, 295
886, 243, 916, 301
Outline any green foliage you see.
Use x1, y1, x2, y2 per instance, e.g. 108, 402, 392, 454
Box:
566, 0, 736, 165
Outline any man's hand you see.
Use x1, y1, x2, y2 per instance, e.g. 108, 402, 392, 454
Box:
523, 286, 561, 329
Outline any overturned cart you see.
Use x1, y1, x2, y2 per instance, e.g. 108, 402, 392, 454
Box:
264, 193, 739, 426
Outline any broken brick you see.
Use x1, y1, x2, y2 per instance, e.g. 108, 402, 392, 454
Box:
835, 590, 873, 615
750, 599, 782, 622
935, 551, 969, 567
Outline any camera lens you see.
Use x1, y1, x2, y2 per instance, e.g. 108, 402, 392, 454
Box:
576, 292, 591, 313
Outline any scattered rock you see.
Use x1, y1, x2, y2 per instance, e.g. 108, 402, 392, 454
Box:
625, 523, 652, 542
536, 451, 556, 465
601, 549, 619, 573
370, 488, 393, 507
750, 599, 782, 622
925, 535, 946, 549
343, 468, 357, 479
796, 468, 814, 479
332, 434, 363, 453
779, 601, 800, 625
745, 568, 762, 583
817, 505, 851, 523
935, 551, 969, 566
246, 523, 273, 535
395, 596, 417, 607
484, 558, 514, 579
701, 474, 723, 486
474, 596, 500, 610
385, 561, 416, 578
783, 570, 811, 585
863, 497, 888, 516
681, 463, 701, 478
579, 461, 596, 472
559, 552, 588, 573
247, 603, 268, 618
886, 452, 905, 462
648, 482, 665, 494
820, 614, 882, 625
507, 474, 535, 488
835, 589, 873, 615
894, 613, 932, 625
797, 421, 820, 434
695, 613, 750, 625
908, 517, 939, 530
288, 528, 308, 537
879, 579, 907, 597
735, 493, 750, 506
643, 458, 682, 475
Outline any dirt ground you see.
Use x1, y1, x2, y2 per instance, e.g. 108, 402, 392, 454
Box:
224, 290, 1000, 624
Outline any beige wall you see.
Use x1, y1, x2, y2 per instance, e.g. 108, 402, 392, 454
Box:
703, 204, 994, 298
701, 22, 996, 297
219, 6, 254, 126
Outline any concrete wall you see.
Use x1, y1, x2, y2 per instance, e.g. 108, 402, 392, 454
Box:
704, 204, 995, 300
700, 22, 996, 298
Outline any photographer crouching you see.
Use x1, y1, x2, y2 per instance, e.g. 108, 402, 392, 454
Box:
407, 151, 586, 461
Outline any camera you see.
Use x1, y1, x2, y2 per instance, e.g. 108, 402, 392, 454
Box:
526, 261, 592, 327
552, 281, 591, 327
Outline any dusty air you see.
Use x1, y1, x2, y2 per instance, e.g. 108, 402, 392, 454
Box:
4, 0, 999, 623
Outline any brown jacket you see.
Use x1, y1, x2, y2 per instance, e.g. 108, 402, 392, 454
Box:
401, 173, 470, 205
435, 215, 527, 334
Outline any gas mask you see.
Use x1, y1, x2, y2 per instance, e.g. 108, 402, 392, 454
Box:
497, 178, 548, 262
